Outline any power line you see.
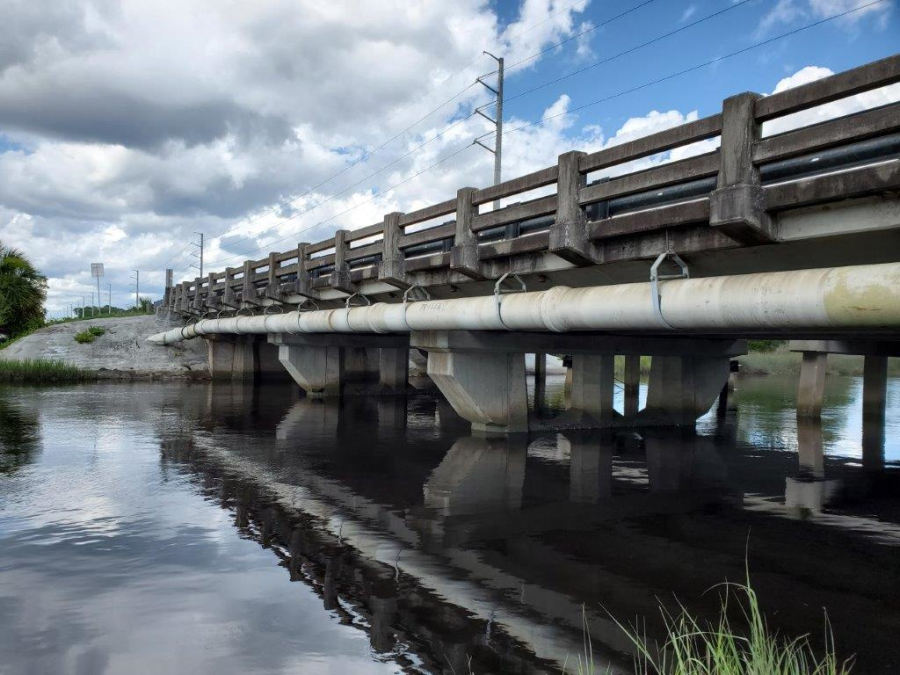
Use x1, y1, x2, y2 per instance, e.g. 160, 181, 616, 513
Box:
211, 143, 475, 266
495, 0, 890, 141
200, 111, 478, 268
191, 4, 665, 269
173, 1, 634, 270
210, 0, 886, 272
501, 0, 661, 76
503, 0, 756, 106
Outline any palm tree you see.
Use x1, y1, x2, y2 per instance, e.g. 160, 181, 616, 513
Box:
0, 243, 47, 338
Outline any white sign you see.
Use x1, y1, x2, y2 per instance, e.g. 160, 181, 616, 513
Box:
91, 263, 104, 278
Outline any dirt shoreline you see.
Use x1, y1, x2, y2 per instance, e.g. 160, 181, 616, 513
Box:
0, 315, 209, 379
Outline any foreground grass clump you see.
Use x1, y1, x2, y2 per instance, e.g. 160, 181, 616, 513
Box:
0, 359, 92, 383
571, 578, 851, 675
74, 326, 105, 343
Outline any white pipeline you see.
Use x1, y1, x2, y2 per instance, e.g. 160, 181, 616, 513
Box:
147, 262, 900, 345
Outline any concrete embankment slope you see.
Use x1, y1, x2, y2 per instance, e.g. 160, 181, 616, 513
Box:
0, 315, 208, 378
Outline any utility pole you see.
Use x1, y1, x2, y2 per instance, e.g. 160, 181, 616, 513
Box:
131, 270, 140, 310
90, 292, 94, 318
473, 51, 504, 210
192, 232, 204, 279
107, 283, 112, 314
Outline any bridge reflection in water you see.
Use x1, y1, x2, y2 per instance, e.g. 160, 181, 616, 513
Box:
158, 377, 899, 675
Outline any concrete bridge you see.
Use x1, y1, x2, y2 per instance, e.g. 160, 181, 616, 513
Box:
153, 55, 900, 433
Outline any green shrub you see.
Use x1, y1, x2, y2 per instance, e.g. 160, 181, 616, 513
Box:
748, 339, 786, 353
74, 330, 96, 344
88, 326, 105, 337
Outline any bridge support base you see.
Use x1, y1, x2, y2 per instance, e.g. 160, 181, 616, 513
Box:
566, 354, 615, 426
278, 344, 343, 397
427, 350, 529, 434
207, 335, 288, 382
379, 347, 410, 393
640, 356, 731, 426
269, 333, 411, 397
412, 331, 745, 434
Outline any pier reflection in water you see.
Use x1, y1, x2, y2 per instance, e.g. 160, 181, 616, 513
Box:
0, 374, 898, 674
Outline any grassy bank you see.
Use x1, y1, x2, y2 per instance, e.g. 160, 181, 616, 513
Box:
573, 578, 850, 675
738, 347, 900, 377
608, 350, 898, 378
0, 359, 93, 383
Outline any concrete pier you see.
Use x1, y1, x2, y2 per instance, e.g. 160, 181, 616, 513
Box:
427, 350, 529, 434
411, 332, 745, 434
569, 354, 615, 425
623, 355, 640, 418
642, 356, 732, 426
797, 352, 828, 419
270, 333, 410, 398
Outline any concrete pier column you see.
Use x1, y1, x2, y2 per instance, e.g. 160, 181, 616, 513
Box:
862, 416, 886, 472
379, 348, 409, 393
623, 355, 640, 418
716, 361, 739, 417
426, 350, 528, 434
534, 352, 547, 409
231, 337, 257, 382
424, 435, 527, 514
565, 433, 613, 503
862, 355, 889, 420
278, 344, 343, 397
207, 335, 257, 381
796, 419, 825, 479
569, 354, 615, 425
207, 337, 237, 380
797, 352, 828, 419
642, 356, 730, 426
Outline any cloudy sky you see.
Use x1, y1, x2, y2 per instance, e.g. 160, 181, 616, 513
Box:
0, 0, 897, 314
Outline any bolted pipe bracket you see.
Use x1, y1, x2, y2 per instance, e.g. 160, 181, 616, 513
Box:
345, 292, 372, 308
650, 252, 689, 329
494, 272, 527, 329
403, 283, 431, 304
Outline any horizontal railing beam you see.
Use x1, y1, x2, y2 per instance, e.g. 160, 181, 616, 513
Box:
579, 114, 722, 174
473, 166, 558, 206
471, 195, 557, 232
755, 53, 900, 122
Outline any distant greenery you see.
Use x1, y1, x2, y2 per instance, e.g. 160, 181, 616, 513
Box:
748, 339, 786, 353
0, 359, 91, 383
73, 326, 105, 344
0, 244, 46, 340
571, 577, 850, 675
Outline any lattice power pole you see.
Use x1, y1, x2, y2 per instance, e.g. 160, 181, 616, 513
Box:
473, 52, 504, 210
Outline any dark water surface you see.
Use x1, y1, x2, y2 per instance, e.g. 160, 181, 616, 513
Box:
0, 375, 898, 674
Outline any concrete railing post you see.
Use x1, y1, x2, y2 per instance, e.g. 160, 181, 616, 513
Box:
331, 229, 355, 293
294, 242, 312, 298
242, 260, 260, 305
205, 272, 218, 310
379, 212, 408, 288
223, 267, 237, 307
450, 187, 483, 279
192, 277, 203, 313
710, 92, 774, 244
179, 283, 190, 314
549, 150, 597, 264
264, 252, 282, 300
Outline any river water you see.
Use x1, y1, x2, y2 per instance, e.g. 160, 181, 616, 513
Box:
0, 375, 898, 674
